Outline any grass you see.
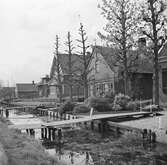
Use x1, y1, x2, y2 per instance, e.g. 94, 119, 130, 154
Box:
0, 118, 66, 165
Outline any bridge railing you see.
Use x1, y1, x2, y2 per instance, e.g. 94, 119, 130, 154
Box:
139, 99, 153, 112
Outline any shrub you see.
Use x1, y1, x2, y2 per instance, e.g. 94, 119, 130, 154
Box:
104, 91, 115, 103
113, 93, 131, 111
73, 104, 90, 114
126, 101, 137, 111
85, 96, 113, 112
58, 100, 76, 114
113, 104, 122, 111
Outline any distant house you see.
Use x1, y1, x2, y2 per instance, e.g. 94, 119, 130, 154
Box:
88, 40, 153, 100
37, 75, 50, 97
49, 54, 84, 101
15, 82, 38, 99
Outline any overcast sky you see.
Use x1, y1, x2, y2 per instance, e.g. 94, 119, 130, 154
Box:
0, 0, 105, 86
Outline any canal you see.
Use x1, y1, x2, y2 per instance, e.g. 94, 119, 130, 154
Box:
1, 108, 167, 165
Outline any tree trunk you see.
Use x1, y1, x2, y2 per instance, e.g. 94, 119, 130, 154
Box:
154, 51, 159, 105
69, 85, 73, 101
84, 80, 88, 99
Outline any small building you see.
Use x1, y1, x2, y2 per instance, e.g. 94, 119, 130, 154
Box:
49, 54, 84, 101
37, 75, 50, 97
88, 43, 153, 100
15, 82, 38, 99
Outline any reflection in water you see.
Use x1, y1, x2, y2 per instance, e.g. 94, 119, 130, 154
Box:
47, 144, 94, 165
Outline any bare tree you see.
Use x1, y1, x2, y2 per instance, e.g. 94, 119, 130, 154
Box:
54, 35, 63, 103
141, 0, 167, 105
65, 32, 75, 101
77, 23, 90, 99
98, 0, 140, 95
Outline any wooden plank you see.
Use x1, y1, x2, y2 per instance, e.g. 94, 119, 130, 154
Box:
107, 121, 143, 133
5, 106, 36, 110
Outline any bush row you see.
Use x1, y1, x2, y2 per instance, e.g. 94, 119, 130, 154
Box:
58, 91, 162, 114
58, 92, 142, 114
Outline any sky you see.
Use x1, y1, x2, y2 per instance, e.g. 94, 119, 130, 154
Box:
0, 0, 105, 86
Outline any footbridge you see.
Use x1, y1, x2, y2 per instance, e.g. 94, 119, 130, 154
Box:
9, 111, 152, 130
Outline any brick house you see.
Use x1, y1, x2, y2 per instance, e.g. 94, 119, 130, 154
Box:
88, 43, 153, 100
15, 82, 38, 99
49, 54, 84, 101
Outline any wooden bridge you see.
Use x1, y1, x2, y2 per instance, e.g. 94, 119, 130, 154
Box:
9, 111, 152, 130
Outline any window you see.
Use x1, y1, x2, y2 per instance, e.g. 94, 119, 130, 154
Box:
162, 69, 167, 94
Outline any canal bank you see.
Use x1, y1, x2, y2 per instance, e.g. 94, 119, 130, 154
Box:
0, 118, 66, 165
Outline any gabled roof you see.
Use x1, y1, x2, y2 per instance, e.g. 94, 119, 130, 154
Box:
50, 54, 84, 78
92, 45, 153, 74
16, 83, 38, 92
93, 46, 119, 71
158, 41, 167, 63
159, 41, 167, 57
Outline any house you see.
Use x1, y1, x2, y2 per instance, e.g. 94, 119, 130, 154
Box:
15, 81, 38, 99
88, 39, 153, 100
49, 54, 84, 101
37, 75, 50, 97
158, 41, 167, 104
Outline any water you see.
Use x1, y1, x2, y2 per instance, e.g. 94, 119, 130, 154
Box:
1, 108, 95, 164
47, 149, 94, 165
1, 108, 167, 165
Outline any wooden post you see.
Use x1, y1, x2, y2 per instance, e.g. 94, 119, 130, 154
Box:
91, 121, 94, 130
41, 128, 44, 139
32, 129, 35, 137
56, 112, 59, 119
116, 127, 120, 136
48, 127, 52, 141
151, 132, 156, 143
64, 113, 66, 120
102, 121, 106, 133
84, 122, 87, 128
98, 123, 102, 133
148, 129, 152, 143
53, 112, 55, 118
142, 129, 147, 141
58, 129, 62, 141
52, 128, 56, 141
68, 114, 70, 120
44, 128, 47, 139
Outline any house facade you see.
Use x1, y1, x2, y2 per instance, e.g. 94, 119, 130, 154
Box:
88, 44, 153, 100
48, 54, 84, 101
15, 82, 38, 99
158, 42, 167, 105
88, 46, 116, 97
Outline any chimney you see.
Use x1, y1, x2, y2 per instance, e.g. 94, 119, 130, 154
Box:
138, 37, 146, 49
